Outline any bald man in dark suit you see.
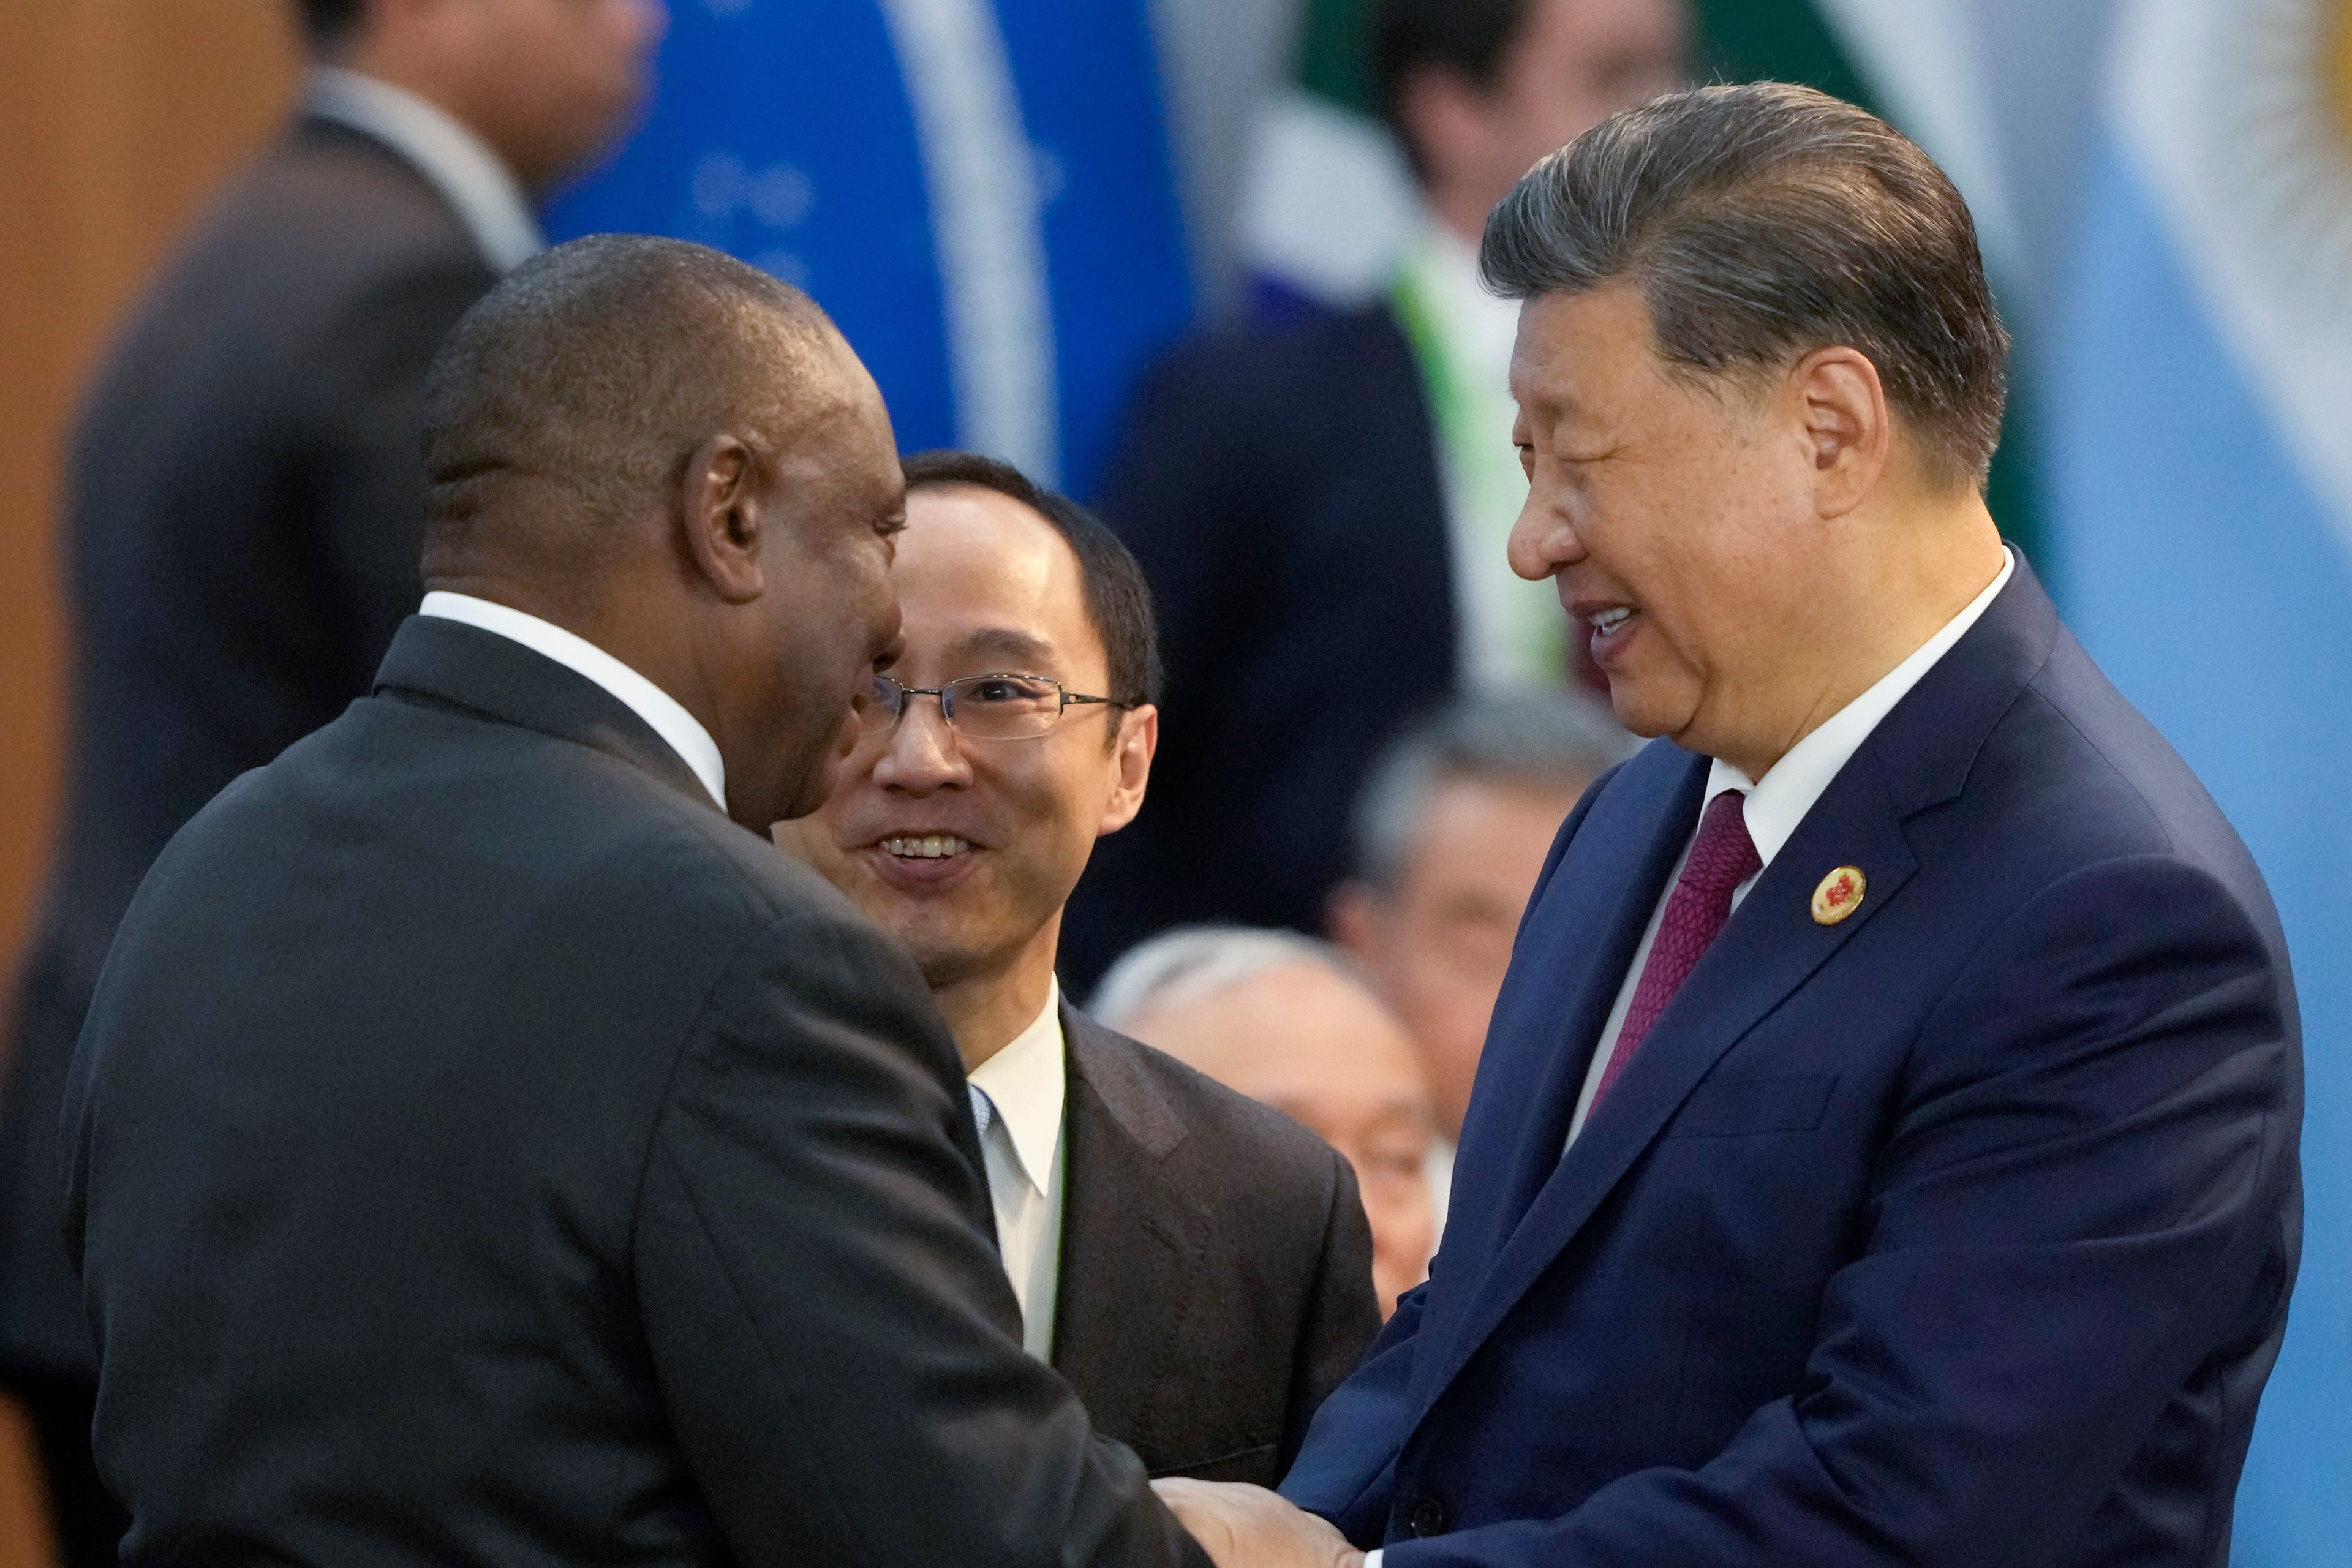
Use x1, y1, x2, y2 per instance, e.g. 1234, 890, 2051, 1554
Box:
63, 236, 1212, 1567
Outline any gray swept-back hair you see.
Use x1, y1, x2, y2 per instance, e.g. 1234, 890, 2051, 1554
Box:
1351, 693, 1635, 891
1481, 81, 2010, 492
1090, 927, 1363, 1033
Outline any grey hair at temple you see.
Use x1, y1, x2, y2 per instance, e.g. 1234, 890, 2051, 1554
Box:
1350, 693, 1635, 891
1480, 81, 2011, 492
1090, 927, 1368, 1035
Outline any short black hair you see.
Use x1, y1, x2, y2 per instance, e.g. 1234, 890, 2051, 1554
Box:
1482, 82, 2010, 491
421, 233, 831, 569
900, 451, 1163, 710
293, 0, 367, 48
1370, 0, 1535, 181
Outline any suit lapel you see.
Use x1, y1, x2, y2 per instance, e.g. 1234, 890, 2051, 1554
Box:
1415, 745, 1920, 1423
1049, 1009, 1198, 1458
1477, 748, 1706, 1245
1414, 745, 1703, 1379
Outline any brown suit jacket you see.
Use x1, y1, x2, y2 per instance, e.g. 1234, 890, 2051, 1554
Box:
1052, 1005, 1381, 1485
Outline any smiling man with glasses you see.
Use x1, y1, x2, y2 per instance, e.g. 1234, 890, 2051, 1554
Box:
782, 449, 1380, 1484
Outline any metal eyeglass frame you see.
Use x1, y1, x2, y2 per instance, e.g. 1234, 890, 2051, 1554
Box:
863, 671, 1126, 740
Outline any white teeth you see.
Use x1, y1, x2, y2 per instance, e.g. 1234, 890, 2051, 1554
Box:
1591, 608, 1634, 634
881, 835, 972, 859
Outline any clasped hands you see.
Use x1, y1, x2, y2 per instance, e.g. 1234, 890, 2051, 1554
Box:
1152, 1478, 1366, 1568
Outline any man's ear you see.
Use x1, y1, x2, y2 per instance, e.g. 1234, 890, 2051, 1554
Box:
1097, 704, 1158, 837
1789, 347, 1891, 521
678, 434, 767, 605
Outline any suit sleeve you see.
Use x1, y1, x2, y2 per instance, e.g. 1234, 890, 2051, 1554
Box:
1280, 1149, 1384, 1473
1384, 854, 2297, 1568
1281, 1279, 1428, 1542
632, 905, 1210, 1568
301, 252, 496, 688
1281, 767, 1621, 1544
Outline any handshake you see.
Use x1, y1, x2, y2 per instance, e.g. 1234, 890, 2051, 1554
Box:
1153, 1479, 1367, 1568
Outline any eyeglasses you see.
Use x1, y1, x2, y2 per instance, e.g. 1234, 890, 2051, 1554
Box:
858, 673, 1124, 741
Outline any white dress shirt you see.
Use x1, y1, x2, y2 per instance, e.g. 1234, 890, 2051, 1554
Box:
1561, 550, 2016, 1150
304, 67, 545, 274
967, 984, 1068, 1362
418, 592, 728, 810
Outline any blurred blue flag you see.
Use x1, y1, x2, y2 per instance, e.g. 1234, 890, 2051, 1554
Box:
545, 0, 1196, 497
2048, 2, 2351, 1559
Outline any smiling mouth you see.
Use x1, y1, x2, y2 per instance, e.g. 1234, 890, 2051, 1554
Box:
878, 834, 973, 860
1588, 607, 1635, 635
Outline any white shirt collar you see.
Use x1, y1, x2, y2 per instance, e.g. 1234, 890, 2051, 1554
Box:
418, 592, 728, 810
967, 982, 1067, 1200
304, 67, 544, 273
1710, 548, 2016, 874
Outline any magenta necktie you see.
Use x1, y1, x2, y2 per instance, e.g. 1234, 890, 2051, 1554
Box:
1589, 789, 1762, 1109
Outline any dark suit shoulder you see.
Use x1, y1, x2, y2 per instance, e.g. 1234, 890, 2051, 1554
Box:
1131, 304, 1418, 425
1954, 630, 2266, 904
263, 679, 884, 968
209, 119, 483, 290
91, 119, 489, 410
1065, 1013, 1351, 1207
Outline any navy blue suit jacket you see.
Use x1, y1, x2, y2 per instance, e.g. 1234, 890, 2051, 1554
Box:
1280, 560, 2301, 1566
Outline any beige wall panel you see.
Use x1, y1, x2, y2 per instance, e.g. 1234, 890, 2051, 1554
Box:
0, 4, 300, 1558
0, 0, 298, 991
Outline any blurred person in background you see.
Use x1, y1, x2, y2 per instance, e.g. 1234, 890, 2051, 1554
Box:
1065, 0, 1681, 989
1329, 692, 1630, 1226
1094, 929, 1437, 1319
0, 1, 658, 1559
778, 453, 1379, 1485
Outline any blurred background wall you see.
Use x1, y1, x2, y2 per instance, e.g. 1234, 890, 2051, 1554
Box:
0, 5, 298, 1559
0, 0, 299, 1011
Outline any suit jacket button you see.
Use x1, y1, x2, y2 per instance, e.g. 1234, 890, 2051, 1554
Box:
1409, 1497, 1447, 1537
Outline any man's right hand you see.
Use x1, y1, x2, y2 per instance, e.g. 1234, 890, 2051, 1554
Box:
1152, 1479, 1366, 1568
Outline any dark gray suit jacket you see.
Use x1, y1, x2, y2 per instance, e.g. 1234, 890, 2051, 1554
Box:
1053, 1011, 1379, 1485
2, 113, 498, 1379
61, 616, 1210, 1568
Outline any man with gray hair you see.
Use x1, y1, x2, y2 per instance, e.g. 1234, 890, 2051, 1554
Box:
1329, 693, 1631, 1224
1095, 929, 1439, 1319
1153, 82, 2298, 1568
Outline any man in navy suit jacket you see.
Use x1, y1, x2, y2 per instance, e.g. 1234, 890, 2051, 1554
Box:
1152, 84, 2301, 1568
